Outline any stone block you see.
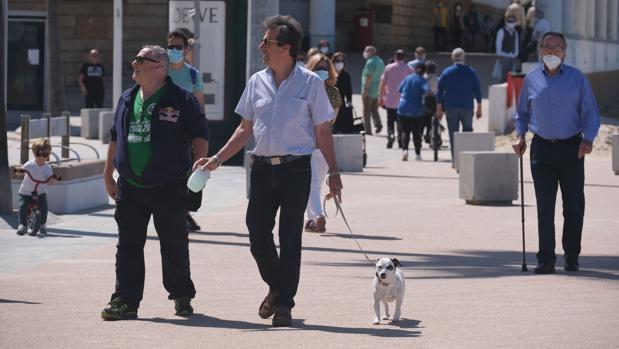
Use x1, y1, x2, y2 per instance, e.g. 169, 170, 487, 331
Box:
488, 83, 515, 135
459, 151, 518, 205
613, 134, 619, 175
453, 132, 495, 171
80, 108, 110, 139
333, 134, 364, 172
98, 111, 115, 143
10, 160, 109, 214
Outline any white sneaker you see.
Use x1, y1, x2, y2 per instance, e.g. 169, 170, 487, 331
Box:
402, 151, 409, 161
415, 154, 422, 161
16, 224, 27, 236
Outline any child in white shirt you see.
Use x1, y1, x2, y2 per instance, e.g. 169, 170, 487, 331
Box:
15, 139, 56, 237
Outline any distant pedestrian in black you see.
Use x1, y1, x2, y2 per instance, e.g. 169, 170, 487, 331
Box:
79, 49, 105, 108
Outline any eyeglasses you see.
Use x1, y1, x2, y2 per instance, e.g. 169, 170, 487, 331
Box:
540, 44, 564, 52
167, 44, 184, 50
260, 38, 283, 47
133, 56, 159, 64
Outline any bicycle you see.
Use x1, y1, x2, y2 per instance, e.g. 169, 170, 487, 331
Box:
429, 116, 444, 162
13, 168, 61, 237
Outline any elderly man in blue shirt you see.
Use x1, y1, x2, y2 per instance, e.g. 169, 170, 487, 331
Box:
195, 15, 342, 327
436, 48, 482, 163
513, 32, 600, 275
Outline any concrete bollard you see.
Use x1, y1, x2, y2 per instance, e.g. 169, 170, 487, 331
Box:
453, 132, 495, 172
613, 135, 619, 175
488, 83, 514, 136
80, 108, 111, 139
332, 134, 364, 172
459, 151, 518, 205
98, 111, 115, 144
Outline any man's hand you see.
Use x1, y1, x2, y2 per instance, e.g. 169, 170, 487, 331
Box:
578, 140, 593, 159
193, 156, 221, 172
475, 107, 482, 119
80, 86, 87, 96
436, 104, 444, 120
512, 136, 527, 156
325, 173, 343, 203
104, 176, 117, 200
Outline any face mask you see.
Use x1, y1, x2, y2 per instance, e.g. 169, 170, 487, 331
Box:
167, 49, 184, 64
335, 62, 344, 71
506, 21, 516, 29
319, 47, 329, 54
315, 70, 329, 81
542, 55, 562, 70
363, 52, 370, 60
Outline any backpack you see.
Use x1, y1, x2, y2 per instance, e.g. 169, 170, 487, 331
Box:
188, 65, 199, 87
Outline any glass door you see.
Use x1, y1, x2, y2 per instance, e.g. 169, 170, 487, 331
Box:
7, 18, 45, 110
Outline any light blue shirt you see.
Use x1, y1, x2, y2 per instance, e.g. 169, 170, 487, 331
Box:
168, 63, 204, 94
235, 64, 335, 156
514, 64, 600, 142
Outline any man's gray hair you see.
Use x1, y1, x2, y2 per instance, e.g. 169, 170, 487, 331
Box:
143, 45, 169, 71
364, 45, 377, 56
451, 47, 465, 62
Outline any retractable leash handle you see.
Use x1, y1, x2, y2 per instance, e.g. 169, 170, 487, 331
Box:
323, 195, 375, 264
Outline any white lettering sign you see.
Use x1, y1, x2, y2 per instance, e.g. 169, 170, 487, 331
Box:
169, 1, 226, 121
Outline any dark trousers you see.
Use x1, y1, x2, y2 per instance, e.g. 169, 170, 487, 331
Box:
399, 116, 425, 155
111, 178, 195, 309
246, 157, 311, 309
18, 193, 48, 225
386, 108, 402, 147
433, 26, 445, 51
530, 135, 585, 265
85, 93, 104, 108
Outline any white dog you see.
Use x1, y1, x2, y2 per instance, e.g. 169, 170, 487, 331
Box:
373, 258, 405, 325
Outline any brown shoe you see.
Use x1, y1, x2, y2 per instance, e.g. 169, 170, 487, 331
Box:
315, 216, 326, 232
258, 292, 278, 319
272, 306, 292, 327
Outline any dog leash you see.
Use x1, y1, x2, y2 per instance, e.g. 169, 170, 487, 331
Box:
323, 195, 375, 264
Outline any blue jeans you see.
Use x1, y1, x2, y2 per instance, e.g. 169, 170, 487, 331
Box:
18, 193, 48, 225
445, 108, 473, 159
530, 135, 585, 265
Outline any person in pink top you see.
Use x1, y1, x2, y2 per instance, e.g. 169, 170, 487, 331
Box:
379, 49, 413, 148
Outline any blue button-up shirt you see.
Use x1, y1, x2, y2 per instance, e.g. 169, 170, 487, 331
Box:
235, 64, 335, 156
514, 64, 600, 142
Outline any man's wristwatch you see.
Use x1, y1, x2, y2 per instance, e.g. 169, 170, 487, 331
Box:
212, 154, 223, 166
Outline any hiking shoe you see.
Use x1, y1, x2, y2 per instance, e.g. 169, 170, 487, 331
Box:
101, 297, 137, 321
16, 225, 27, 236
185, 214, 201, 232
174, 297, 194, 316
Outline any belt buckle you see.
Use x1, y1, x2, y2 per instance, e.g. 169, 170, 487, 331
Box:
269, 157, 281, 165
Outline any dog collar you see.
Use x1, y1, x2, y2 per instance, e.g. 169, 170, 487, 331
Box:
381, 282, 389, 286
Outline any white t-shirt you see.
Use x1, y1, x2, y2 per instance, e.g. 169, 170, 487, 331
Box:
18, 160, 54, 195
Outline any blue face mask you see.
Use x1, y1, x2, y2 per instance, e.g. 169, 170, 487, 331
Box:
315, 70, 329, 81
167, 49, 184, 64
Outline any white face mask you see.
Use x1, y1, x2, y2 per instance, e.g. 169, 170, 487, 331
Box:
335, 62, 344, 71
315, 70, 329, 81
542, 55, 562, 70
363, 52, 370, 60
319, 46, 329, 54
506, 21, 517, 29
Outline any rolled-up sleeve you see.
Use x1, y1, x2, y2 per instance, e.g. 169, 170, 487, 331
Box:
579, 76, 600, 142
514, 76, 531, 137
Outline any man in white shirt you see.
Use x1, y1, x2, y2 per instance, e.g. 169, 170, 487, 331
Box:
194, 15, 342, 327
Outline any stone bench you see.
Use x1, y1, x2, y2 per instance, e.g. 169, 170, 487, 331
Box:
333, 134, 364, 172
80, 108, 111, 139
98, 111, 115, 144
453, 132, 495, 172
10, 159, 109, 214
613, 134, 619, 175
459, 151, 518, 205
488, 83, 515, 136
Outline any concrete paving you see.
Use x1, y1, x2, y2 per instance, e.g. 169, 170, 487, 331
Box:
2, 95, 619, 348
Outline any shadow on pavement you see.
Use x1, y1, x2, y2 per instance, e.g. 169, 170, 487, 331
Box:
0, 298, 42, 305
294, 318, 421, 337
140, 313, 269, 330
318, 232, 401, 241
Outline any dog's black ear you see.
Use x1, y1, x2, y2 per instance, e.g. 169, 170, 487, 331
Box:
391, 258, 402, 268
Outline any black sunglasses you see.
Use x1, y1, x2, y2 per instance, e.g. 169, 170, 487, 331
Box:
260, 38, 284, 47
167, 44, 184, 50
133, 56, 159, 64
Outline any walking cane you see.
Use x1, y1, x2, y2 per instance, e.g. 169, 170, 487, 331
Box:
520, 154, 528, 272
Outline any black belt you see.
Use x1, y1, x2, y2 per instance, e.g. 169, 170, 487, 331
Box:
251, 154, 310, 165
533, 133, 582, 145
